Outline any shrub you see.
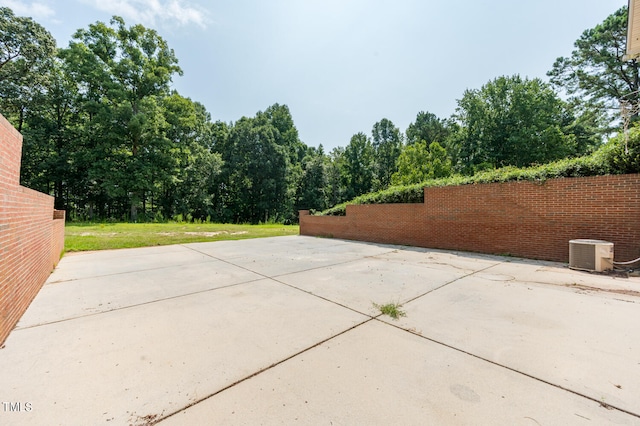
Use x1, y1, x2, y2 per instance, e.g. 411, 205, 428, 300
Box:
319, 133, 638, 216
604, 126, 640, 174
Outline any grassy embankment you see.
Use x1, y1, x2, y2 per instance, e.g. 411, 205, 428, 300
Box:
65, 222, 300, 252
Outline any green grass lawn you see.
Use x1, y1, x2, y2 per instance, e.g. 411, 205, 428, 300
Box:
65, 222, 300, 252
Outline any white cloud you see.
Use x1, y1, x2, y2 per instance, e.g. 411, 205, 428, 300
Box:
3, 0, 56, 19
83, 0, 208, 28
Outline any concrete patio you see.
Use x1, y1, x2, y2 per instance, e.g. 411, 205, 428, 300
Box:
1, 236, 639, 425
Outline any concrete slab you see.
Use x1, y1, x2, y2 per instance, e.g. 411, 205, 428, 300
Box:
277, 257, 471, 315
186, 236, 393, 260
383, 271, 640, 416
486, 258, 640, 294
369, 246, 503, 274
185, 236, 397, 277
159, 320, 638, 425
48, 245, 211, 283
16, 258, 263, 328
1, 236, 639, 425
1, 279, 368, 425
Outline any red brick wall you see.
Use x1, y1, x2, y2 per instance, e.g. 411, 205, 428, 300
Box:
0, 113, 65, 345
300, 174, 640, 263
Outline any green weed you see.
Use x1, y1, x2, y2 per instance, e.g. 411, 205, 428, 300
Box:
373, 302, 407, 320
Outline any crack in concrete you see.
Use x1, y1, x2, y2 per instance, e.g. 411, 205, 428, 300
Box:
151, 318, 375, 425
13, 278, 266, 331
46, 258, 220, 284
378, 319, 640, 421
29, 241, 640, 424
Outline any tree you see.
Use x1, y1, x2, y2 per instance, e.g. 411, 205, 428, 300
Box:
342, 132, 375, 199
371, 118, 403, 190
0, 7, 56, 131
325, 147, 348, 207
159, 93, 222, 220
19, 57, 80, 211
391, 141, 452, 185
405, 111, 451, 146
261, 103, 305, 162
218, 116, 289, 223
6, 12, 331, 223
295, 146, 329, 212
450, 75, 575, 173
548, 6, 638, 127
258, 103, 305, 220
62, 16, 182, 220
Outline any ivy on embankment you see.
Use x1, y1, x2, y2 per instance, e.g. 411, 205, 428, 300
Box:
319, 128, 640, 217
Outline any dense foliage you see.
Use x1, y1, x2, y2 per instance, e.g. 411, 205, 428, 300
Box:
448, 75, 589, 173
0, 7, 56, 132
1, 6, 638, 223
391, 141, 452, 185
321, 130, 639, 216
548, 7, 638, 128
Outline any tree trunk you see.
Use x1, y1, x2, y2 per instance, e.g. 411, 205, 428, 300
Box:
130, 192, 139, 222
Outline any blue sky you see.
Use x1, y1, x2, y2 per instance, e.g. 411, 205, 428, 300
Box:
3, 0, 626, 150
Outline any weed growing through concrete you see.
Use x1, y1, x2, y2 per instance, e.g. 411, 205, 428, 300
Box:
373, 302, 406, 320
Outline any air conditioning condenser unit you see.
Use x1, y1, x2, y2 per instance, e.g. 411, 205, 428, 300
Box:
569, 239, 614, 272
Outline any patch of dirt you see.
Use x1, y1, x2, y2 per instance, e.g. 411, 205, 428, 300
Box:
129, 412, 160, 426
564, 283, 640, 297
156, 231, 248, 237
64, 251, 97, 256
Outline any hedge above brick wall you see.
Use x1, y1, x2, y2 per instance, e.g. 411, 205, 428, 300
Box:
300, 174, 640, 263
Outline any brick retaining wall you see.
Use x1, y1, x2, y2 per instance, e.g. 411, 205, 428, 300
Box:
0, 114, 65, 345
300, 174, 640, 263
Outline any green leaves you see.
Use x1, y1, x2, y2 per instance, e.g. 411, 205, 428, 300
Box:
7, 5, 631, 225
548, 6, 637, 127
319, 133, 639, 217
215, 110, 295, 224
0, 7, 56, 80
371, 118, 403, 190
406, 111, 451, 146
0, 7, 56, 130
342, 132, 375, 200
450, 75, 577, 172
391, 141, 452, 186
604, 126, 640, 174
296, 147, 330, 213
61, 16, 184, 221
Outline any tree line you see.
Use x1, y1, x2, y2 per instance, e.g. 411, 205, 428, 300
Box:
0, 6, 636, 223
